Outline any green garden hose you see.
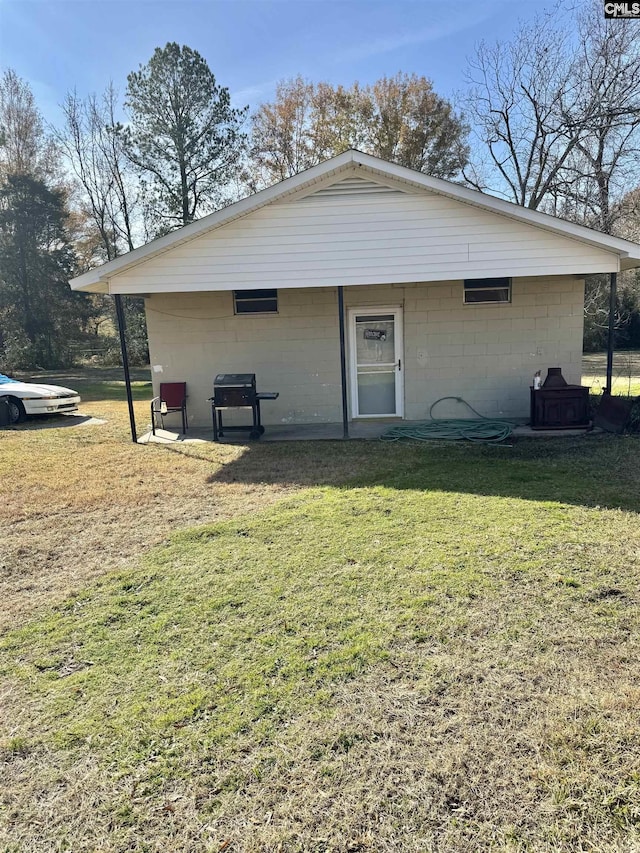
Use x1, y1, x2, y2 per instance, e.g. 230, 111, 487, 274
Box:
380, 397, 516, 444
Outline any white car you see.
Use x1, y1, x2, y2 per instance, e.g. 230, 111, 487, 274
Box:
0, 374, 81, 424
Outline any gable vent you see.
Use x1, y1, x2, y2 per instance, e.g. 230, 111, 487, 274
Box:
301, 177, 406, 200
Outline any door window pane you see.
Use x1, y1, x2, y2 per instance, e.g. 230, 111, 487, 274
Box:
357, 368, 395, 415
355, 314, 395, 363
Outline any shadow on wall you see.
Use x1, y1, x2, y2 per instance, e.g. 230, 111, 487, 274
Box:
190, 433, 640, 515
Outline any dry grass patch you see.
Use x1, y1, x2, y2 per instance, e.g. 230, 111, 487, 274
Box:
0, 372, 297, 632
0, 369, 383, 632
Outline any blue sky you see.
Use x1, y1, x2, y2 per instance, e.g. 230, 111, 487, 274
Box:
1, 0, 553, 126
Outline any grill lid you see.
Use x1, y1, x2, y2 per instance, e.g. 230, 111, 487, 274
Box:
214, 373, 256, 387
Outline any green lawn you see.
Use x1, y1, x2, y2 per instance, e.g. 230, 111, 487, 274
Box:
14, 364, 154, 402
2, 405, 640, 850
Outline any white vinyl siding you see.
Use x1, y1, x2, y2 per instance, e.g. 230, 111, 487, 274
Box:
108, 172, 618, 295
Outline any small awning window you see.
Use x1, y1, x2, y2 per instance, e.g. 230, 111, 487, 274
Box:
463, 278, 511, 304
233, 289, 278, 314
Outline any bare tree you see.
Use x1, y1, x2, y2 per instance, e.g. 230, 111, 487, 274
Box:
57, 85, 137, 262
464, 2, 640, 229
465, 2, 640, 352
0, 68, 58, 180
463, 15, 582, 208
56, 87, 148, 365
557, 3, 640, 234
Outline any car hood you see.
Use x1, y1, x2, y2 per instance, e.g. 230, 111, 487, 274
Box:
0, 381, 79, 398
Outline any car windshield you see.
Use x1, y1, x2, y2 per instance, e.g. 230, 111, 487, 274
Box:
0, 373, 18, 384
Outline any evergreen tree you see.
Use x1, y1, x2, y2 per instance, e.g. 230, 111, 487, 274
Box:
0, 174, 91, 368
124, 43, 247, 233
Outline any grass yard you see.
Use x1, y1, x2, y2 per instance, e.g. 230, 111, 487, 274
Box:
1, 366, 640, 852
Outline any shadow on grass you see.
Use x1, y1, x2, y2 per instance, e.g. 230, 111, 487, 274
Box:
8, 414, 103, 431
200, 432, 640, 514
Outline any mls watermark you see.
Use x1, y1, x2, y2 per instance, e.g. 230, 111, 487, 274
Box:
604, 2, 640, 17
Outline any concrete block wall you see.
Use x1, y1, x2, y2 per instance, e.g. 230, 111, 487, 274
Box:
145, 288, 344, 428
144, 275, 585, 427
399, 276, 584, 420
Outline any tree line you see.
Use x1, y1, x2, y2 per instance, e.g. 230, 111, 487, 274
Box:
1, 0, 639, 371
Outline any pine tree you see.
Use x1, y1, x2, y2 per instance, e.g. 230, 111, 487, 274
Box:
124, 43, 247, 233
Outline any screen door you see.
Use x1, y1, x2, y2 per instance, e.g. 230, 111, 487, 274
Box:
348, 307, 403, 418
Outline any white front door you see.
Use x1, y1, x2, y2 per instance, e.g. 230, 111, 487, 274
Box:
348, 307, 403, 418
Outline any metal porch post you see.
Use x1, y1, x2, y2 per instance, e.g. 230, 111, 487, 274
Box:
114, 294, 138, 443
337, 286, 349, 439
605, 271, 617, 396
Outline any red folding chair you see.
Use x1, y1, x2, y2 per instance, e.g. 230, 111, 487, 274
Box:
151, 382, 188, 435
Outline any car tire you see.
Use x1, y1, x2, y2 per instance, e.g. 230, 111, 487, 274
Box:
7, 397, 26, 424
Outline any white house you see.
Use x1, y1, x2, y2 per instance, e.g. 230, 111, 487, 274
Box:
70, 150, 640, 434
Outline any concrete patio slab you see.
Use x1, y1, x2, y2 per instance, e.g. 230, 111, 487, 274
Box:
137, 420, 596, 445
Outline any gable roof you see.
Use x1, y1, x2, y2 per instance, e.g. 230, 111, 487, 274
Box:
70, 149, 640, 294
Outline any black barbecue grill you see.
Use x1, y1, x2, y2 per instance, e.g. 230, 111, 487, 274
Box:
210, 374, 279, 441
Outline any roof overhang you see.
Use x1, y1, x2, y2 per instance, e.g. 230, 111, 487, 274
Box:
70, 149, 640, 294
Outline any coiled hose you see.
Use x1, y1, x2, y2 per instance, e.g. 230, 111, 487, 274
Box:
380, 396, 516, 444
